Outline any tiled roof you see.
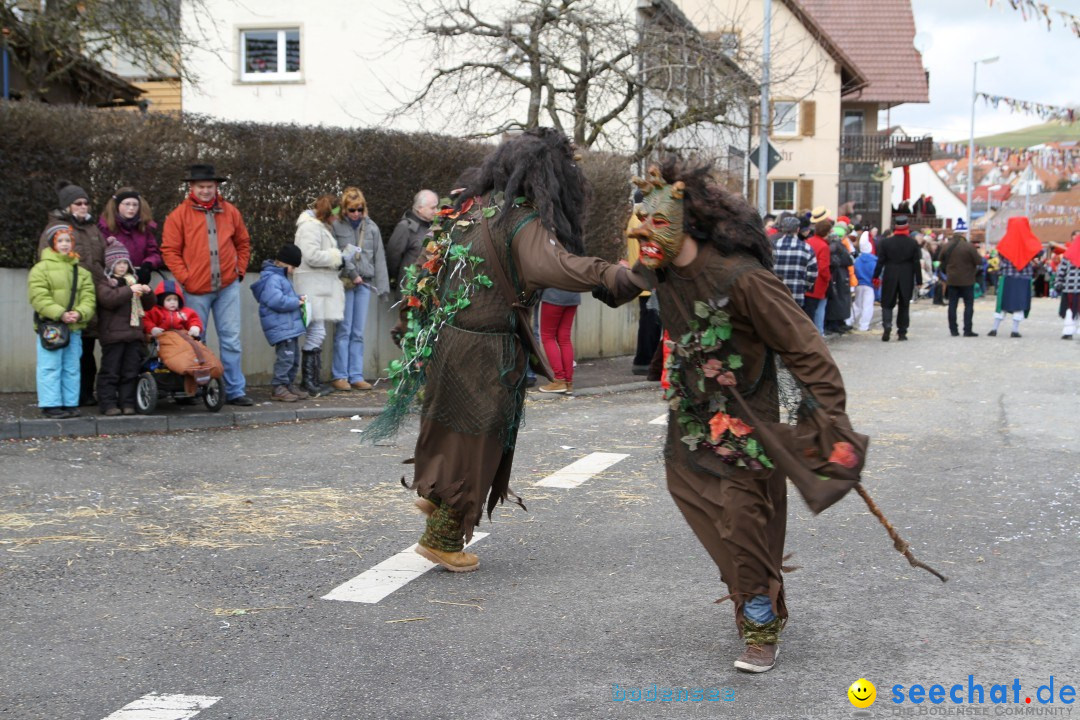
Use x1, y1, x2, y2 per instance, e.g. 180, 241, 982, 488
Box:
797, 0, 929, 105
957, 185, 1013, 204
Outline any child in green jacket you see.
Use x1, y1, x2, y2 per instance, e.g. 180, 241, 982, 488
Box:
28, 226, 97, 418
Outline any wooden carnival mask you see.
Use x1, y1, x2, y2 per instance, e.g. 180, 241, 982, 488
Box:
629, 166, 686, 269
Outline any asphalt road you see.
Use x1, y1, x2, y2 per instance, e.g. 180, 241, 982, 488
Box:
1, 297, 1077, 720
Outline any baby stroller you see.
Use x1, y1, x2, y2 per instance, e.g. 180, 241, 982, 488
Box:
135, 330, 226, 414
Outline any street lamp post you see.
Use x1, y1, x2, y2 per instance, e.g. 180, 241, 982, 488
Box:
757, 0, 772, 216
966, 55, 999, 236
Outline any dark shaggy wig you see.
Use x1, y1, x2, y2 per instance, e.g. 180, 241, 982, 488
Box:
658, 157, 773, 270
454, 127, 587, 255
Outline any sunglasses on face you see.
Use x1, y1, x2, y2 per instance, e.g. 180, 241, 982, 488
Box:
346, 206, 365, 213
72, 200, 90, 206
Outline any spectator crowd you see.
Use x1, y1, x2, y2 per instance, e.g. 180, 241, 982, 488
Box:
757, 208, 1077, 344
27, 165, 1080, 419
28, 164, 440, 418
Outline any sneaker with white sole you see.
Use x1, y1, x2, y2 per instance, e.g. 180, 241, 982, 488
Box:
734, 643, 779, 673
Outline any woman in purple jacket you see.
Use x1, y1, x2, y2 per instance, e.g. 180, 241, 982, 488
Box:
98, 187, 163, 284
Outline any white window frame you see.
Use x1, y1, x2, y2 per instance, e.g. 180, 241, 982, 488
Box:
772, 100, 799, 137
239, 26, 302, 83
771, 180, 796, 213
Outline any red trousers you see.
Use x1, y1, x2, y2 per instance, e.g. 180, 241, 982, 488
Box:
540, 303, 577, 381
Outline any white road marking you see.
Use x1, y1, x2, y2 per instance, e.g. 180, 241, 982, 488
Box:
101, 693, 220, 720
534, 452, 629, 489
648, 413, 668, 425
322, 533, 490, 604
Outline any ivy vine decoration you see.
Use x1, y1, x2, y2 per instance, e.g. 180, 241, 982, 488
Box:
386, 195, 496, 402
664, 298, 774, 471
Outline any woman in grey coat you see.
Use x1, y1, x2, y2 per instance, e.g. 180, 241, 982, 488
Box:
330, 186, 389, 390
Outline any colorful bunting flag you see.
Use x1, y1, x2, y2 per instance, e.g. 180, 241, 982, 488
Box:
986, 0, 1080, 37
976, 92, 1077, 124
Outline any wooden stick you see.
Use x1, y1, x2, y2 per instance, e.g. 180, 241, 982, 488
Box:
855, 485, 948, 583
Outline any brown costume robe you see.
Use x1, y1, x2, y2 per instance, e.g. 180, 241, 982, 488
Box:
644, 244, 849, 626
408, 206, 645, 539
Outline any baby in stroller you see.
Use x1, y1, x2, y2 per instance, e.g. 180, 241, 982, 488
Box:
143, 280, 202, 339
136, 281, 225, 412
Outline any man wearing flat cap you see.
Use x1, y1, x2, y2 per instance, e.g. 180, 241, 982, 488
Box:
161, 164, 254, 405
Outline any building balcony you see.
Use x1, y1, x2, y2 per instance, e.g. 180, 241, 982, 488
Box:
841, 134, 933, 167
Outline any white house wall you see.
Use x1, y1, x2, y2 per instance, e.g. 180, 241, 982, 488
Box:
182, 1, 449, 131
677, 0, 842, 215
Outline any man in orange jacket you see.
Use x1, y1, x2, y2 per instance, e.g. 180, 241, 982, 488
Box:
161, 164, 254, 405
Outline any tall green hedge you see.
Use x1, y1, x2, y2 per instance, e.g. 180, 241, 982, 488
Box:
0, 101, 632, 269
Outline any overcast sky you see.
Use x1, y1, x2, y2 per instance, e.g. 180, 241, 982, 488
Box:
887, 0, 1080, 141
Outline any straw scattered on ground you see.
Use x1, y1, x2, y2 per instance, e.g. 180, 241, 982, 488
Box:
1, 481, 407, 552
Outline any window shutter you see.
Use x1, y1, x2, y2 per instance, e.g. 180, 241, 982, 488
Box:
799, 179, 814, 212
801, 101, 816, 137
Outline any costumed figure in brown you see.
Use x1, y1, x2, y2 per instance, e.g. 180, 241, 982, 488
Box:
596, 158, 870, 673
362, 128, 646, 573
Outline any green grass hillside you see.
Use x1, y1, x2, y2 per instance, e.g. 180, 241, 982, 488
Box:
973, 121, 1080, 149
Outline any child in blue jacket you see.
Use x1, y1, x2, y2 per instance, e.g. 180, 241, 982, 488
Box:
852, 236, 878, 332
251, 244, 307, 402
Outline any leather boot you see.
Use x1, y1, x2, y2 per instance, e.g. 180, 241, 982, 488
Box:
312, 351, 335, 395
301, 350, 332, 397
415, 544, 480, 572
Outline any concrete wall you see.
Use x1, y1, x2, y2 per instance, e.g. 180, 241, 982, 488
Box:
1, 268, 638, 393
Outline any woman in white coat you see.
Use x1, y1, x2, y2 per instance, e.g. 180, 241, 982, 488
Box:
293, 194, 344, 397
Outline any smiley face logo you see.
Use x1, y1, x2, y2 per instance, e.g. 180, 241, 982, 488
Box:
848, 678, 876, 708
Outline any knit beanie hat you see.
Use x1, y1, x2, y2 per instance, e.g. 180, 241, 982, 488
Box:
104, 237, 131, 275
276, 243, 303, 268
154, 280, 184, 308
45, 224, 76, 252
114, 189, 140, 205
777, 212, 801, 234
55, 180, 89, 210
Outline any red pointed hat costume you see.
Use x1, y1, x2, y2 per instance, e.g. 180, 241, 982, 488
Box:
996, 217, 1042, 269
1063, 233, 1080, 268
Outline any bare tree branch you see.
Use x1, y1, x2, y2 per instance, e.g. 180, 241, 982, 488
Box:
2, 0, 210, 101
388, 0, 831, 165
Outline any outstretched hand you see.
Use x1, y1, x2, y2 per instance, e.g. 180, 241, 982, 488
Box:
591, 285, 619, 309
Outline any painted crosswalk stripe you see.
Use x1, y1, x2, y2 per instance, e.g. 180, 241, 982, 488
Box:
322, 533, 490, 604
648, 413, 668, 425
534, 452, 629, 489
101, 693, 220, 720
